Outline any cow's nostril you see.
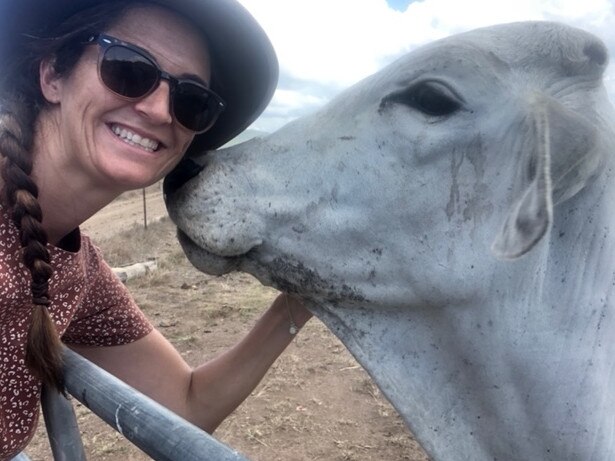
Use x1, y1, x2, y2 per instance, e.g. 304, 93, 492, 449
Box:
583, 42, 607, 67
163, 158, 204, 199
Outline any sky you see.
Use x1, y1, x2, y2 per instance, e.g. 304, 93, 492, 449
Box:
236, 0, 615, 133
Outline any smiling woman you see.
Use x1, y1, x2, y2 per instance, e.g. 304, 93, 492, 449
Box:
37, 7, 213, 199
0, 0, 312, 459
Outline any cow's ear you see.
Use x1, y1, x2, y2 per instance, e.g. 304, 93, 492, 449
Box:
491, 96, 601, 259
491, 104, 553, 259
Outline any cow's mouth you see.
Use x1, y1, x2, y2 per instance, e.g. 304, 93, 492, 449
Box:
176, 229, 243, 276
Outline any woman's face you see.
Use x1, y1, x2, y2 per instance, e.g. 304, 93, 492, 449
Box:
40, 5, 211, 192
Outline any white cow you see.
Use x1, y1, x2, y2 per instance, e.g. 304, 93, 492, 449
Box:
165, 22, 615, 461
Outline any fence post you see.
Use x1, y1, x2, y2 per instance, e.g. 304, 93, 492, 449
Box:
41, 385, 87, 461
142, 188, 148, 229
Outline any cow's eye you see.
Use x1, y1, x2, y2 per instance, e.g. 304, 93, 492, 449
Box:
383, 80, 463, 116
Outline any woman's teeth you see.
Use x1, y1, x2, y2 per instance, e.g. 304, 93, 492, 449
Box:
111, 125, 159, 152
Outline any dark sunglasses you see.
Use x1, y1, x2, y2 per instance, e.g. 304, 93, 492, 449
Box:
86, 34, 226, 133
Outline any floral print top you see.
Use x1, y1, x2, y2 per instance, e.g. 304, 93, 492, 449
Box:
0, 205, 152, 460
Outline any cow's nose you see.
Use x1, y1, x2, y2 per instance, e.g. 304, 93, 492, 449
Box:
583, 41, 607, 67
163, 157, 204, 199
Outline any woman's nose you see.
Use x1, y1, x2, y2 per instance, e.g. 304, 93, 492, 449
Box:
134, 81, 173, 125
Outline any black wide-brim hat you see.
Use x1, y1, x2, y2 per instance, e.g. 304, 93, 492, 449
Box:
0, 0, 278, 153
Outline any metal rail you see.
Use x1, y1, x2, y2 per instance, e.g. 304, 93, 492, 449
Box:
35, 347, 249, 461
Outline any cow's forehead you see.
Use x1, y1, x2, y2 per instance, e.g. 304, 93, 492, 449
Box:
409, 21, 608, 80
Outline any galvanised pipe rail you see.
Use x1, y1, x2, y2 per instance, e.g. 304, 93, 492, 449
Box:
39, 347, 249, 461
41, 384, 87, 461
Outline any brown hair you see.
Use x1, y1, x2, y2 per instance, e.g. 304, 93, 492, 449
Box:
0, 1, 133, 390
0, 98, 64, 388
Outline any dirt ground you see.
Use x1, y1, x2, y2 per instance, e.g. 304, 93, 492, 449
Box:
23, 186, 429, 461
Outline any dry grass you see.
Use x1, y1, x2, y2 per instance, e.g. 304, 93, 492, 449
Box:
94, 216, 178, 267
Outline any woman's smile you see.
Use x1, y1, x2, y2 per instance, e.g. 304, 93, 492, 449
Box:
110, 123, 161, 153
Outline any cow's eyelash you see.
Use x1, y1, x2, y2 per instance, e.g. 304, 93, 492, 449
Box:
381, 80, 464, 117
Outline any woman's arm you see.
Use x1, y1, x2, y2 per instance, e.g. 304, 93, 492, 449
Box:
69, 293, 312, 432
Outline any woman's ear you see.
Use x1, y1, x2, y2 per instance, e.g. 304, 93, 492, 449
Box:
39, 58, 62, 104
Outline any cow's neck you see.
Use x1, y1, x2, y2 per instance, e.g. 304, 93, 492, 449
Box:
309, 181, 615, 461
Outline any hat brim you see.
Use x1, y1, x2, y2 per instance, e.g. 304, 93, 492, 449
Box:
0, 0, 278, 152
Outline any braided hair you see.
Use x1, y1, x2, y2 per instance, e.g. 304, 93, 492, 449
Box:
0, 1, 133, 390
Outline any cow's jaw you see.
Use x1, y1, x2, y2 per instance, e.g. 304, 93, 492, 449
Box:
176, 229, 244, 275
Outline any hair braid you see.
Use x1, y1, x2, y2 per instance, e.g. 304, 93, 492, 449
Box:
0, 100, 64, 391
0, 1, 134, 392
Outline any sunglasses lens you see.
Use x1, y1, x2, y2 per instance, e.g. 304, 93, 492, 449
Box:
100, 45, 159, 99
173, 83, 222, 133
95, 37, 225, 133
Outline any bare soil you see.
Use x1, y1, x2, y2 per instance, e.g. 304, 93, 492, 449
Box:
24, 186, 429, 461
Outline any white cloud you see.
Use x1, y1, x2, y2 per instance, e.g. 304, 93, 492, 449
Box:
271, 89, 326, 110
237, 0, 615, 132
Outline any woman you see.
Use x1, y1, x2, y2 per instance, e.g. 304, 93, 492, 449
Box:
0, 0, 311, 458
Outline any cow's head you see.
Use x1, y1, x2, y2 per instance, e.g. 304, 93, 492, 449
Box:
165, 21, 612, 310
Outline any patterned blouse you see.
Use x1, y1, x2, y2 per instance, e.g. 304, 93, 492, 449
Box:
0, 205, 153, 460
